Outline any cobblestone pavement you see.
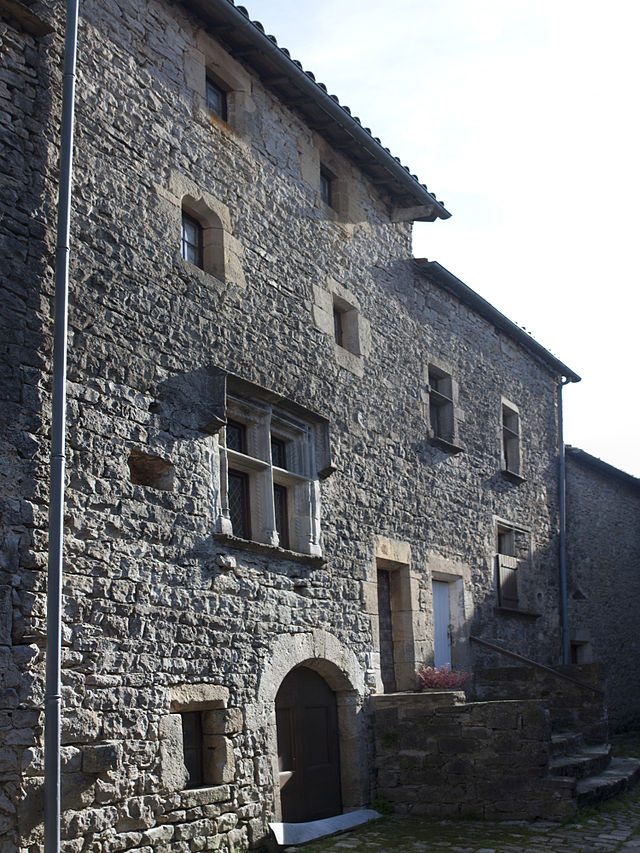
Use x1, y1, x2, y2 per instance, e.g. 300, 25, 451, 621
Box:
295, 733, 640, 853
296, 793, 640, 852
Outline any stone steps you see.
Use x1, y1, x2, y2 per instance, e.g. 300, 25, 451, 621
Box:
576, 757, 640, 808
549, 743, 612, 779
551, 731, 586, 757
547, 732, 640, 811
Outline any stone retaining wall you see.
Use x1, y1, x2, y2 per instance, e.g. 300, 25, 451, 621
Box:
473, 664, 607, 742
371, 691, 576, 821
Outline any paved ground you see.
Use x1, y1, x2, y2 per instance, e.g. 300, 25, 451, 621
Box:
296, 735, 640, 853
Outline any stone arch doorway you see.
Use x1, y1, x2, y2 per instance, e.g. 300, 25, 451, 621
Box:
247, 629, 367, 825
276, 666, 342, 822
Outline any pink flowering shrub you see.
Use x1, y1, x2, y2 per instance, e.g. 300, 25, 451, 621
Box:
417, 663, 469, 690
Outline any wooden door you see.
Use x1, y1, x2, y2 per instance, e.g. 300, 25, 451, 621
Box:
275, 666, 342, 823
432, 580, 452, 668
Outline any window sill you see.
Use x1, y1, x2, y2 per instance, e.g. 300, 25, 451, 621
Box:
181, 784, 232, 809
214, 533, 325, 567
429, 435, 464, 455
501, 469, 526, 484
494, 606, 541, 620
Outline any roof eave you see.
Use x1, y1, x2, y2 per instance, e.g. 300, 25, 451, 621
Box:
414, 259, 581, 382
180, 0, 451, 219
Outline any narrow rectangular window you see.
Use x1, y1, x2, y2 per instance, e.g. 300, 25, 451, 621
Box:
497, 524, 519, 609
226, 419, 247, 454
181, 213, 203, 268
181, 711, 203, 789
428, 367, 454, 443
376, 568, 396, 694
228, 469, 250, 539
502, 404, 520, 475
320, 167, 333, 207
333, 305, 344, 347
273, 483, 289, 550
271, 436, 287, 469
206, 77, 227, 120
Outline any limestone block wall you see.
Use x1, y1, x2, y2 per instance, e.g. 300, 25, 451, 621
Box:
566, 450, 640, 730
473, 663, 607, 743
0, 0, 569, 848
371, 691, 576, 821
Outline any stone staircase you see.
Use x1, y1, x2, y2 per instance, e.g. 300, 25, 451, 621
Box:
548, 731, 640, 809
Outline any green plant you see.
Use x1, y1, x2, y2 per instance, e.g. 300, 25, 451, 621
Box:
370, 794, 393, 816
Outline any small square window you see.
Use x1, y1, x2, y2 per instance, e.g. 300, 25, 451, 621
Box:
181, 212, 203, 268
206, 77, 227, 120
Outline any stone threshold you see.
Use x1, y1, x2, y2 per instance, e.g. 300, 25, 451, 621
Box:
269, 808, 382, 847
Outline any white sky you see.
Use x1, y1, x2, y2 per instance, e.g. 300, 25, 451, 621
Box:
244, 0, 640, 477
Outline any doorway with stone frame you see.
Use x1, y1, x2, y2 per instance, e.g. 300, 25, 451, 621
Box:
366, 538, 427, 694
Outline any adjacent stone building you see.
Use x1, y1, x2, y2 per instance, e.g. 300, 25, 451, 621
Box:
0, 0, 587, 848
566, 447, 640, 731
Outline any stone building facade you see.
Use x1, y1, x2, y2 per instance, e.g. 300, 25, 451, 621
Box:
566, 447, 640, 732
1, 0, 581, 849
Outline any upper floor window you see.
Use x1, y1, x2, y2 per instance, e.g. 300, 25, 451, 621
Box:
427, 364, 463, 453
181, 212, 203, 268
214, 379, 333, 557
206, 76, 227, 120
320, 166, 334, 208
501, 401, 521, 478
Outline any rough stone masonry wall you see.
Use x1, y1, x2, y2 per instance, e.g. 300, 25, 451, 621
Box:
473, 663, 608, 743
0, 0, 568, 848
0, 4, 61, 850
371, 691, 576, 821
566, 453, 640, 730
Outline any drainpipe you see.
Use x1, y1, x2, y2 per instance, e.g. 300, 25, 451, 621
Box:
45, 0, 79, 850
558, 377, 571, 666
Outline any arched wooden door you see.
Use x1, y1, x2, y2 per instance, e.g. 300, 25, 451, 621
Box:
275, 666, 342, 823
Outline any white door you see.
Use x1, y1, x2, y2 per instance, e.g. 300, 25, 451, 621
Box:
432, 581, 452, 668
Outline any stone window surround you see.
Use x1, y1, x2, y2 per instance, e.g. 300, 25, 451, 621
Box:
362, 538, 426, 693
184, 34, 254, 135
218, 394, 323, 556
493, 517, 538, 616
501, 396, 524, 482
159, 684, 238, 792
297, 132, 363, 226
423, 359, 464, 454
312, 277, 371, 377
155, 171, 246, 289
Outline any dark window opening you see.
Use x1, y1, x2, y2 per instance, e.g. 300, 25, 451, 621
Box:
181, 711, 203, 788
228, 469, 250, 539
502, 404, 520, 474
226, 419, 247, 454
206, 77, 227, 120
333, 305, 344, 347
181, 212, 203, 268
273, 483, 289, 550
320, 168, 333, 207
428, 367, 454, 443
377, 568, 396, 694
271, 436, 287, 469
